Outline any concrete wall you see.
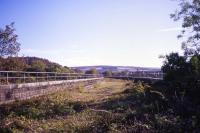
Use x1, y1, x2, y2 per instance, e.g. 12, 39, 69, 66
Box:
0, 78, 103, 104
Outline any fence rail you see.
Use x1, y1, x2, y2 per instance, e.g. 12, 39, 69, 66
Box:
107, 71, 164, 80
0, 71, 102, 85
128, 71, 164, 79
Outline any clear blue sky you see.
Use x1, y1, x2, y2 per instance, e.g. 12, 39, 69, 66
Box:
0, 0, 182, 67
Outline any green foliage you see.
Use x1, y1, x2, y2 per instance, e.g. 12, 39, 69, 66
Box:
161, 52, 200, 101
155, 3, 200, 131
103, 70, 112, 77
28, 60, 46, 72
0, 22, 20, 57
0, 57, 27, 71
133, 81, 146, 93
190, 55, 200, 77
85, 68, 99, 74
171, 0, 200, 56
47, 64, 70, 73
0, 80, 199, 132
0, 56, 73, 73
162, 52, 188, 81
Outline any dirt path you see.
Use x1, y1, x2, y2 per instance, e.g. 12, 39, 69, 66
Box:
67, 79, 129, 103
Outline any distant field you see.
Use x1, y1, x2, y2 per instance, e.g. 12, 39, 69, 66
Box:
0, 79, 191, 132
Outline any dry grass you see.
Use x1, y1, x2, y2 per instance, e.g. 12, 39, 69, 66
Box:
0, 79, 133, 133
0, 79, 196, 132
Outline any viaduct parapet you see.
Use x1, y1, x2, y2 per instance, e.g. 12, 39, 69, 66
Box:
0, 76, 103, 104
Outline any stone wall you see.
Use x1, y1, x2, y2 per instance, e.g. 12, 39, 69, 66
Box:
0, 78, 103, 104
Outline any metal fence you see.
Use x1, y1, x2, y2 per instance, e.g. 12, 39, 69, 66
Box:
128, 71, 164, 79
0, 71, 102, 85
108, 71, 164, 80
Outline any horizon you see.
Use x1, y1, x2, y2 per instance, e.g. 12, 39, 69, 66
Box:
0, 0, 183, 67
70, 65, 161, 69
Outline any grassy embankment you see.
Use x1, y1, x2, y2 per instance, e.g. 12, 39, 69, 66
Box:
0, 79, 199, 132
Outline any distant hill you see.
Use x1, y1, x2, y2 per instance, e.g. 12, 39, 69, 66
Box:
71, 65, 161, 73
0, 56, 71, 72
19, 57, 60, 67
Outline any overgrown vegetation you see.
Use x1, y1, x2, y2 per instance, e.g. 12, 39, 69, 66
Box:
0, 79, 199, 132
1, 0, 200, 132
158, 2, 200, 132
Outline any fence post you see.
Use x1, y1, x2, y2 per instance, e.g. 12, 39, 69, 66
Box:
6, 72, 8, 84
36, 73, 38, 82
24, 73, 25, 83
